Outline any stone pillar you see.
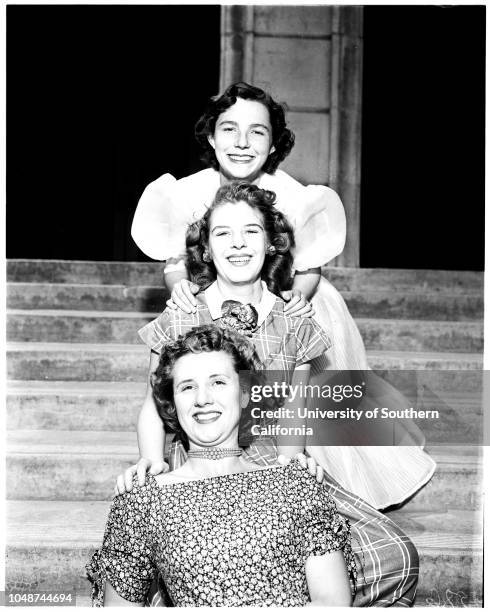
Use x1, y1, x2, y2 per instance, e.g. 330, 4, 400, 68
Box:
220, 5, 363, 267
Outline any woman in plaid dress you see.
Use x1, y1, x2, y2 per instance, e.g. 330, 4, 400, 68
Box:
125, 181, 419, 607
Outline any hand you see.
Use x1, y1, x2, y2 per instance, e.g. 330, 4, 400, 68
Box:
277, 452, 324, 483
281, 289, 315, 318
113, 458, 169, 496
166, 279, 200, 314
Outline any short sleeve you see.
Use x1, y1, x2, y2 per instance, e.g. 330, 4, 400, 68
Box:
138, 309, 180, 354
293, 318, 332, 368
291, 186, 346, 271
293, 467, 357, 593
86, 480, 157, 606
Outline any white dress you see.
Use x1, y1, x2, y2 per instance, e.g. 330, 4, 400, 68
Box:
131, 168, 435, 509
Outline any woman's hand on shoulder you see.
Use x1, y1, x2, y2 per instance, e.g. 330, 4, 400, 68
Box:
166, 279, 200, 314
280, 289, 315, 318
113, 457, 169, 497
277, 452, 324, 483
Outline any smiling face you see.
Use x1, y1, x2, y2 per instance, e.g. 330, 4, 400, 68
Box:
172, 350, 247, 448
208, 98, 275, 183
208, 200, 267, 288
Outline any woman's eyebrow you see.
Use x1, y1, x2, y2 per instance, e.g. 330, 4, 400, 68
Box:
250, 123, 270, 132
217, 119, 270, 132
175, 378, 195, 386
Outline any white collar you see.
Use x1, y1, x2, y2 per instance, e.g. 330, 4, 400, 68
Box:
204, 280, 277, 327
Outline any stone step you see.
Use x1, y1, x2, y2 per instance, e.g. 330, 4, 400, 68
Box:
7, 259, 484, 294
7, 309, 484, 353
386, 507, 483, 606
6, 381, 483, 448
6, 430, 482, 509
6, 430, 139, 501
343, 290, 483, 321
390, 446, 483, 511
7, 342, 483, 383
7, 282, 484, 321
6, 342, 148, 382
7, 381, 145, 431
356, 318, 482, 353
5, 500, 483, 605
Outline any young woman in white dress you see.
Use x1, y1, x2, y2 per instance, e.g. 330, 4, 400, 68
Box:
131, 82, 435, 510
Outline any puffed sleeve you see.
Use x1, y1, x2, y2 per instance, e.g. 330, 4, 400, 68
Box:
138, 309, 179, 354
131, 173, 183, 261
86, 479, 157, 606
131, 169, 220, 263
260, 171, 346, 271
291, 186, 346, 271
293, 318, 332, 368
294, 466, 357, 594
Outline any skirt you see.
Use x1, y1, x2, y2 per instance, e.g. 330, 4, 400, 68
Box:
308, 276, 436, 508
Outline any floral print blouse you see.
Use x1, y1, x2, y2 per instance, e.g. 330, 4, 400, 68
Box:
87, 461, 356, 606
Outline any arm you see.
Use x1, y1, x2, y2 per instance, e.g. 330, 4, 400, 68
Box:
164, 265, 200, 314
137, 351, 165, 463
104, 583, 144, 607
291, 267, 321, 301
281, 268, 320, 316
164, 265, 188, 294
306, 551, 353, 606
276, 363, 310, 458
115, 351, 168, 495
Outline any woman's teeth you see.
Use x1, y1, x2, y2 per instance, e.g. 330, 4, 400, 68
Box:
193, 412, 221, 424
228, 256, 251, 266
228, 154, 254, 163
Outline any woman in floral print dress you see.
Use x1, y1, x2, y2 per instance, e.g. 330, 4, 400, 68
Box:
87, 325, 356, 606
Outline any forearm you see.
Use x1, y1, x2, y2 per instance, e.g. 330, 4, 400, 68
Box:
137, 397, 166, 462
276, 364, 310, 456
292, 268, 321, 301
104, 582, 144, 607
164, 265, 188, 293
137, 352, 166, 463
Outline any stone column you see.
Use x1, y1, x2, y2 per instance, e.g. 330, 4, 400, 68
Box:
220, 5, 363, 267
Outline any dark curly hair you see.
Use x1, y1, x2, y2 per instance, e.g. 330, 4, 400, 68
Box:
195, 82, 295, 174
186, 181, 294, 295
151, 325, 265, 449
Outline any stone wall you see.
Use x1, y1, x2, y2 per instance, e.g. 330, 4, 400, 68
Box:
220, 5, 363, 266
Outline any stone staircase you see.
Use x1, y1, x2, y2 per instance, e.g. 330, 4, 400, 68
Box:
6, 260, 484, 606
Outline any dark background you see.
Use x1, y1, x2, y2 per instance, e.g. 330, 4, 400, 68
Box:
361, 5, 485, 270
7, 5, 485, 270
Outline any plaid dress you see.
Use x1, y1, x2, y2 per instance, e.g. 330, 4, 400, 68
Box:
139, 296, 418, 607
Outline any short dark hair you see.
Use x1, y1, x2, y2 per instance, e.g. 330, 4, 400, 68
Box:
195, 82, 295, 174
151, 325, 263, 448
186, 181, 294, 295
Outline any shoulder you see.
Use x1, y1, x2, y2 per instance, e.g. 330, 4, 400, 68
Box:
112, 474, 159, 514
139, 305, 206, 351
260, 169, 305, 197
174, 168, 218, 189
261, 171, 343, 219
284, 461, 333, 505
171, 168, 220, 201
159, 304, 209, 335
269, 296, 313, 329
141, 169, 219, 210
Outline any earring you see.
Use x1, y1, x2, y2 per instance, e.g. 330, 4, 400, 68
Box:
202, 250, 211, 263
267, 245, 276, 255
